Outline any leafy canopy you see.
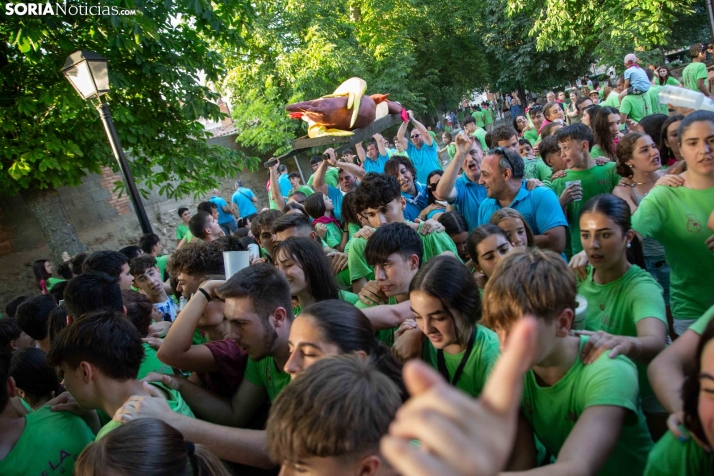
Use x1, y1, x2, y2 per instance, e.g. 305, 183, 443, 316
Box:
0, 0, 257, 199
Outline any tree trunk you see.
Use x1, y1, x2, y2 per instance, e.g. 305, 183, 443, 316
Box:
20, 187, 87, 263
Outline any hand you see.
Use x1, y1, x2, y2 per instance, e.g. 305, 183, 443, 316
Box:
392, 327, 424, 362
550, 169, 566, 181
618, 176, 634, 187
148, 321, 172, 338
558, 183, 582, 207
315, 223, 328, 238
354, 226, 375, 240
251, 257, 268, 265
454, 132, 472, 155
626, 119, 641, 132
47, 392, 92, 417
573, 330, 634, 364
525, 178, 542, 191
669, 160, 687, 175
568, 250, 589, 281
407, 110, 415, 121
359, 280, 388, 306
326, 251, 349, 275
419, 203, 446, 221
114, 381, 173, 424
268, 158, 280, 171
420, 219, 445, 235
533, 143, 540, 157
199, 279, 226, 299
655, 174, 685, 188
708, 210, 714, 233
141, 372, 181, 391
142, 336, 164, 350
324, 148, 337, 166
381, 316, 538, 476
594, 156, 610, 166
666, 411, 713, 451
706, 235, 714, 254
395, 318, 418, 338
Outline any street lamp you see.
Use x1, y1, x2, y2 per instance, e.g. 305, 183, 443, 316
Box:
62, 50, 153, 234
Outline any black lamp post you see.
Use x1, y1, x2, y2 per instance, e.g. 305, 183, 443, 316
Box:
61, 50, 153, 235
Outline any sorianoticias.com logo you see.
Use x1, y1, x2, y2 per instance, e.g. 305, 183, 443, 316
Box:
5, 2, 138, 16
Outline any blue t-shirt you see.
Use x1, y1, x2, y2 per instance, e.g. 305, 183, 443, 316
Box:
477, 181, 568, 236
402, 182, 429, 221
625, 66, 651, 92
363, 153, 389, 174
406, 140, 442, 184
327, 185, 345, 223
450, 173, 488, 232
231, 188, 258, 218
278, 173, 292, 199
209, 196, 235, 225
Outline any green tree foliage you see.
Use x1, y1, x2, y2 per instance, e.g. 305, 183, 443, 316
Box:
0, 0, 258, 199
222, 0, 493, 155
504, 0, 699, 66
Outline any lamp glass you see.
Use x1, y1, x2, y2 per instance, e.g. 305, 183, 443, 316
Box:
65, 61, 97, 100
88, 60, 110, 95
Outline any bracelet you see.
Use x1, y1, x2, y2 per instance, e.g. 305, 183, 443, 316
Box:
197, 288, 211, 302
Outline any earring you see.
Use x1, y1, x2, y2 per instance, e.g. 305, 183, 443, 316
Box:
627, 242, 631, 248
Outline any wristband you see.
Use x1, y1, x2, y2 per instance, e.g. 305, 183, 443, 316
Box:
197, 288, 211, 302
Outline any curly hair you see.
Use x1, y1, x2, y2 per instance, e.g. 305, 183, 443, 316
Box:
354, 173, 400, 215
167, 242, 224, 277
491, 125, 518, 144
250, 209, 283, 239
615, 132, 646, 178
383, 155, 417, 180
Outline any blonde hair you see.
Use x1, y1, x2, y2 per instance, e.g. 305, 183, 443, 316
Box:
482, 248, 577, 331
489, 208, 535, 247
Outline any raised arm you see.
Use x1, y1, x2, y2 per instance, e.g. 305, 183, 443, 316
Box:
409, 111, 433, 146
374, 133, 387, 156
397, 118, 410, 151
435, 133, 469, 202
313, 156, 330, 195
361, 300, 413, 330
269, 160, 286, 210
697, 78, 713, 98
336, 160, 366, 181
648, 329, 700, 415
355, 142, 367, 164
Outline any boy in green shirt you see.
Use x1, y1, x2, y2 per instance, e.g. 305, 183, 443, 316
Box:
519, 138, 552, 185
462, 115, 488, 151
176, 207, 191, 245
682, 43, 712, 98
349, 173, 458, 292
0, 348, 95, 476
483, 248, 654, 476
551, 124, 620, 257
45, 310, 195, 441
288, 172, 314, 197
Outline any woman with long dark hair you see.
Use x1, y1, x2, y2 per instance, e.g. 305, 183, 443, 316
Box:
574, 194, 668, 436
303, 192, 343, 250
658, 114, 685, 166
32, 259, 63, 294
590, 106, 621, 160
654, 65, 681, 87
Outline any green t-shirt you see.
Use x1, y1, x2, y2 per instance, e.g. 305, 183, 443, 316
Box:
602, 91, 621, 108
307, 167, 339, 189
446, 143, 456, 160
682, 62, 708, 92
322, 222, 343, 249
619, 94, 650, 122
484, 109, 494, 125
589, 144, 610, 159
523, 129, 539, 146
183, 229, 194, 243
655, 76, 682, 87
293, 290, 359, 316
356, 296, 400, 346
244, 355, 291, 402
632, 185, 714, 323
156, 254, 169, 280
0, 407, 94, 476
644, 430, 714, 476
421, 325, 500, 397
348, 223, 458, 284
522, 157, 552, 184
470, 127, 488, 152
687, 305, 714, 335
176, 223, 190, 240
550, 162, 620, 256
472, 110, 485, 128
138, 342, 174, 379
522, 336, 653, 476
95, 382, 195, 440
646, 84, 670, 116
577, 265, 666, 401
47, 277, 65, 288
292, 185, 314, 197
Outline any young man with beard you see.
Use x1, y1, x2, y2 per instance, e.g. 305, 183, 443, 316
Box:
383, 156, 428, 222
397, 110, 443, 184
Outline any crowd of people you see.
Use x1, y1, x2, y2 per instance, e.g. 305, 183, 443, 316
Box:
1, 47, 713, 476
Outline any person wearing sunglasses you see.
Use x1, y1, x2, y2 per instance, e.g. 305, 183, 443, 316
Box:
476, 146, 567, 254
396, 110, 443, 184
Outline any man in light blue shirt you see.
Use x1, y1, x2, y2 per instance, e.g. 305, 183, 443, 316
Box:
312, 149, 365, 222
209, 189, 238, 235
277, 164, 292, 199
397, 110, 442, 184
231, 180, 258, 219
434, 133, 488, 232
384, 156, 428, 222
476, 147, 567, 254
356, 133, 389, 174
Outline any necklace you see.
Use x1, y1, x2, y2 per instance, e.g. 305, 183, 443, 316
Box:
632, 178, 658, 185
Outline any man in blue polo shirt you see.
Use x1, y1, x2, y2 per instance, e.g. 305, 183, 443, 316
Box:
312, 149, 364, 222
209, 189, 238, 235
434, 132, 487, 231
477, 147, 567, 254
383, 155, 428, 222
396, 110, 442, 184
231, 180, 258, 219
356, 133, 389, 174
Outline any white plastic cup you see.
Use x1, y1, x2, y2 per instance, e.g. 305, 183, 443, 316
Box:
659, 85, 714, 112
223, 251, 250, 279
565, 180, 582, 201
573, 294, 588, 330
248, 244, 260, 262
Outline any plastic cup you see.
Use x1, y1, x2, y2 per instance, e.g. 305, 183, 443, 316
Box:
659, 85, 714, 112
248, 244, 260, 262
565, 180, 582, 201
573, 294, 588, 330
223, 251, 250, 279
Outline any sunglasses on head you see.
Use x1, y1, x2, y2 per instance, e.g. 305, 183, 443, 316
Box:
530, 105, 543, 111
488, 146, 517, 171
